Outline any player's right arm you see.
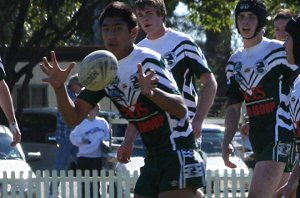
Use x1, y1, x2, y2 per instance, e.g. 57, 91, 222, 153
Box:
41, 51, 92, 126
117, 123, 137, 163
222, 101, 242, 168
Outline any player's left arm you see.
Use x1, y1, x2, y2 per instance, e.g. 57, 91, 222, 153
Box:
192, 72, 217, 138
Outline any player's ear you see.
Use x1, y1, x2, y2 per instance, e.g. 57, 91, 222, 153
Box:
130, 26, 139, 41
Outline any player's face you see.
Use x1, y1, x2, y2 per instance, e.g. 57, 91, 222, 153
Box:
237, 12, 259, 39
135, 6, 165, 39
274, 18, 289, 41
284, 33, 295, 64
101, 17, 134, 60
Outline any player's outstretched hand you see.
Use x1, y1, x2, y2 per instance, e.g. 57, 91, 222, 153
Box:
40, 51, 75, 89
137, 63, 159, 96
222, 143, 237, 168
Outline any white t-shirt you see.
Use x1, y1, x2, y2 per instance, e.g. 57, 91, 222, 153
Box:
69, 117, 110, 158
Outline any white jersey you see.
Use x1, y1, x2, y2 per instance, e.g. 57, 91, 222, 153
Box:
138, 29, 211, 119
69, 117, 110, 158
289, 76, 300, 143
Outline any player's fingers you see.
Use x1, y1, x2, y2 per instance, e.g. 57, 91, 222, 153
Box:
51, 51, 58, 66
42, 57, 52, 69
40, 64, 50, 75
65, 62, 76, 74
137, 63, 144, 78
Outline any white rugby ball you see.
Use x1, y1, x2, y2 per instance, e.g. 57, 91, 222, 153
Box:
78, 50, 118, 91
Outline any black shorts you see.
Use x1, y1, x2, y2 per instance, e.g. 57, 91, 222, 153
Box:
134, 149, 206, 197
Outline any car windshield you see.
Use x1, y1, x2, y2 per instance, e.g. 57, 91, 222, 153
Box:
0, 134, 22, 160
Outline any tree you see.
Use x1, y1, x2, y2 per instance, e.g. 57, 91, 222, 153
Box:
0, 0, 105, 123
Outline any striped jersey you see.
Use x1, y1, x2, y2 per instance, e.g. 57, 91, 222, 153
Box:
0, 57, 6, 81
78, 46, 194, 151
138, 29, 211, 119
289, 76, 300, 144
226, 37, 298, 144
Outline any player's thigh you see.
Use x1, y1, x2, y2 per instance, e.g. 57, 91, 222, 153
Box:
159, 188, 195, 198
249, 160, 286, 198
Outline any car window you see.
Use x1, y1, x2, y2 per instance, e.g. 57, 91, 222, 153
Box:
19, 112, 57, 143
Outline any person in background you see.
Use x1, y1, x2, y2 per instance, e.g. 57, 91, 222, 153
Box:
275, 14, 300, 198
273, 8, 296, 41
70, 104, 110, 198
0, 57, 21, 146
50, 74, 82, 197
223, 1, 299, 197
40, 1, 205, 197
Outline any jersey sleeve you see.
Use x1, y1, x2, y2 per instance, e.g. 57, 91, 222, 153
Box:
77, 88, 106, 107
184, 40, 212, 77
141, 56, 181, 95
225, 61, 244, 104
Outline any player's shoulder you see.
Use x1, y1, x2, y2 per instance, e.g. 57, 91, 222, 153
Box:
134, 45, 161, 60
168, 29, 194, 42
262, 37, 284, 50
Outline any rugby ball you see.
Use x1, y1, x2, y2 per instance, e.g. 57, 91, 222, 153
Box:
78, 50, 118, 91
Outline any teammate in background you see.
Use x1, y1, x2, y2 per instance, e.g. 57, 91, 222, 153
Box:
275, 14, 300, 198
273, 8, 296, 41
223, 1, 299, 197
41, 1, 205, 198
0, 57, 21, 146
240, 8, 296, 136
70, 104, 110, 198
49, 74, 82, 197
117, 1, 217, 196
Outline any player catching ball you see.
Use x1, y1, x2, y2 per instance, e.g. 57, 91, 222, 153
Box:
40, 1, 205, 198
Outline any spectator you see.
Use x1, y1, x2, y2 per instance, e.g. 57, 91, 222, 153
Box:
70, 104, 110, 198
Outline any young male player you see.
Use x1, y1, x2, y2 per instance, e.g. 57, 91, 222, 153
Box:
41, 2, 205, 198
117, 2, 217, 196
223, 1, 299, 197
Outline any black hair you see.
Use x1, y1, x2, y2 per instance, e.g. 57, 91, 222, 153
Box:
286, 15, 300, 65
99, 1, 138, 30
235, 0, 267, 38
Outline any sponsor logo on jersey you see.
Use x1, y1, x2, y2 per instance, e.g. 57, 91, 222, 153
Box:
163, 52, 176, 71
277, 143, 291, 157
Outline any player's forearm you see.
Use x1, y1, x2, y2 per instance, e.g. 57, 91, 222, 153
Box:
123, 124, 138, 145
194, 78, 217, 122
145, 88, 187, 118
54, 86, 88, 127
223, 103, 242, 146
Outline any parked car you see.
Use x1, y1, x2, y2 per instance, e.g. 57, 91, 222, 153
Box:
0, 124, 40, 197
18, 107, 117, 171
17, 107, 59, 171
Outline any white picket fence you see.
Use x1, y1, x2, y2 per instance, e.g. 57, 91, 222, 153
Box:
0, 169, 253, 198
